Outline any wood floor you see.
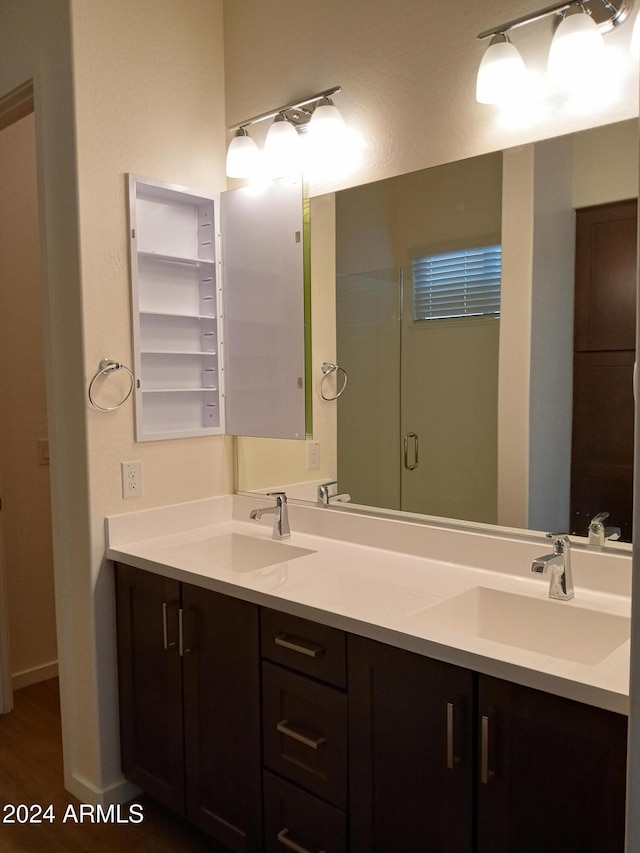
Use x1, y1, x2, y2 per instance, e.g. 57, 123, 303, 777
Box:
0, 678, 215, 852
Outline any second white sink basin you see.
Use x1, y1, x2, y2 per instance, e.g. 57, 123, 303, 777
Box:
162, 533, 315, 573
411, 587, 630, 665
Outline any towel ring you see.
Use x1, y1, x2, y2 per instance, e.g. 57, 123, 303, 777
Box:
320, 362, 348, 401
88, 358, 134, 412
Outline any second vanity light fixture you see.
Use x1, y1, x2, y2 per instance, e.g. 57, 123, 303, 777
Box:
476, 0, 636, 104
226, 86, 345, 179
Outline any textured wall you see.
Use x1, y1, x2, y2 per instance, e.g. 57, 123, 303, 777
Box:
223, 0, 639, 197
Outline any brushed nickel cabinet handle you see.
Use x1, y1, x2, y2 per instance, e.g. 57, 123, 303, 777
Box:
276, 719, 327, 750
277, 827, 325, 853
274, 633, 325, 658
162, 602, 175, 650
481, 714, 495, 784
447, 701, 462, 770
178, 608, 191, 656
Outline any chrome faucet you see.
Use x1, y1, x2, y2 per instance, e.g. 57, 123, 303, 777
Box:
531, 534, 574, 601
588, 512, 621, 547
317, 480, 351, 505
249, 491, 291, 540
317, 480, 338, 504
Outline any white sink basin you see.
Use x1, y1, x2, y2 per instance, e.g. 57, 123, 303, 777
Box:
411, 587, 630, 665
161, 533, 315, 573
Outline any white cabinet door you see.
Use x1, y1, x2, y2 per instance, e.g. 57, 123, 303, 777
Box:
128, 175, 306, 442
221, 180, 306, 439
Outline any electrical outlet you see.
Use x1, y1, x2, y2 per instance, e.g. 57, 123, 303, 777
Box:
121, 460, 143, 498
307, 441, 320, 470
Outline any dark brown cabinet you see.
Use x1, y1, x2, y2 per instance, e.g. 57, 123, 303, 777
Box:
260, 608, 349, 853
477, 675, 627, 853
348, 634, 474, 853
114, 563, 262, 852
115, 564, 628, 853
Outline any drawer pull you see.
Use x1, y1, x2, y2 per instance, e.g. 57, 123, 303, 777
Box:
275, 633, 325, 658
276, 719, 327, 750
277, 827, 325, 853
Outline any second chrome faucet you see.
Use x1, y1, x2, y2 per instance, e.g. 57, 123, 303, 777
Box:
531, 534, 574, 601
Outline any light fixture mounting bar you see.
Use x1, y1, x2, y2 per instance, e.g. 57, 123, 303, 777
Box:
228, 86, 342, 132
477, 0, 631, 39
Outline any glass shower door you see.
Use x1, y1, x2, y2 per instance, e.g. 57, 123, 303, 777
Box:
336, 268, 402, 511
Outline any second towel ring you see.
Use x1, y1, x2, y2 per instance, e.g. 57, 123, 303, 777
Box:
88, 358, 134, 412
320, 362, 348, 401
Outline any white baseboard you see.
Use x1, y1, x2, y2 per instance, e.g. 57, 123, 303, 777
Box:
66, 771, 141, 806
12, 660, 59, 691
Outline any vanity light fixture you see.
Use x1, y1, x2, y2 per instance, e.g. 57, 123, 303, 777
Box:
476, 34, 528, 104
264, 113, 301, 177
226, 86, 343, 179
547, 5, 606, 89
225, 127, 261, 179
476, 0, 635, 104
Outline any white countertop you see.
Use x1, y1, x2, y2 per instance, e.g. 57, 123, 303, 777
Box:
106, 494, 632, 715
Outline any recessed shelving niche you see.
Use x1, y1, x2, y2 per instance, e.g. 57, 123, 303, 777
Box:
129, 176, 223, 440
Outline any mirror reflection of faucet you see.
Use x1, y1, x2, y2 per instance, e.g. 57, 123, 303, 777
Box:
317, 481, 351, 505
588, 512, 621, 547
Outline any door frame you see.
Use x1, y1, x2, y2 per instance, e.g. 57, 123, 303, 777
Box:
0, 81, 37, 714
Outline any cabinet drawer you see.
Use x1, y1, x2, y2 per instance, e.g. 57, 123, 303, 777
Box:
261, 608, 346, 688
263, 770, 347, 853
262, 662, 348, 808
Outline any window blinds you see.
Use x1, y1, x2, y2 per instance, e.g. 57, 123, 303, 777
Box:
413, 244, 501, 321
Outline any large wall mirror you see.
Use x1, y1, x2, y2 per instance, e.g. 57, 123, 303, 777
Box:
236, 118, 638, 547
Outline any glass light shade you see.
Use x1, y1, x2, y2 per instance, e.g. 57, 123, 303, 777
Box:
547, 11, 605, 87
225, 130, 260, 178
476, 39, 527, 104
308, 99, 346, 144
264, 116, 301, 177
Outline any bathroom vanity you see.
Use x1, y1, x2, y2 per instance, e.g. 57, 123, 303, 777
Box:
108, 496, 630, 852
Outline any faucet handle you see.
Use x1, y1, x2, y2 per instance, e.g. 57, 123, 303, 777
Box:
589, 512, 609, 529
546, 532, 571, 552
267, 491, 288, 503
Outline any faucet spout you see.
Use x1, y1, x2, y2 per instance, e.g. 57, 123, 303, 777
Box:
249, 492, 291, 539
531, 534, 574, 601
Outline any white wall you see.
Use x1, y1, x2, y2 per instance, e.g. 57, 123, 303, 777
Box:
224, 0, 639, 198
0, 114, 57, 689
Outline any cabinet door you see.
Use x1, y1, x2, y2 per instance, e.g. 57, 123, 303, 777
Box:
348, 635, 474, 853
221, 180, 306, 439
181, 584, 262, 852
114, 563, 185, 812
478, 675, 627, 853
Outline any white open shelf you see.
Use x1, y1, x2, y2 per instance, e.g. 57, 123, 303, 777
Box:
129, 176, 223, 440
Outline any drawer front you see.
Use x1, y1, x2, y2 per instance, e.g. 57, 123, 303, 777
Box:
261, 608, 346, 688
262, 662, 348, 808
263, 770, 347, 853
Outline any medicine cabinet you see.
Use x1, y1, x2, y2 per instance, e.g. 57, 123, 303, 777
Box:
128, 175, 306, 442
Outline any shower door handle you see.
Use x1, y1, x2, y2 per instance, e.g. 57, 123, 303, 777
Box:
404, 432, 419, 470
